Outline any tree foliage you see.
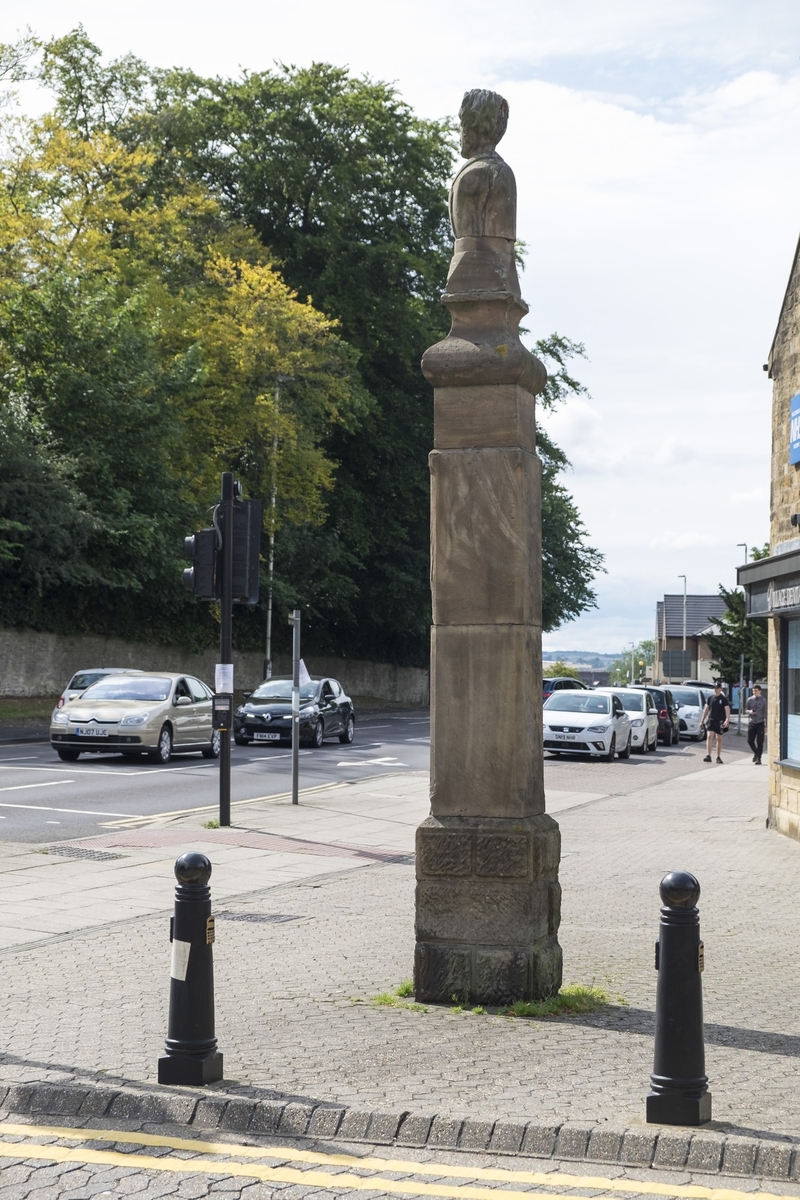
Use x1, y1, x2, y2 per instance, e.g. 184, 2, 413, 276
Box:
706, 587, 767, 685
609, 640, 654, 685
0, 28, 605, 663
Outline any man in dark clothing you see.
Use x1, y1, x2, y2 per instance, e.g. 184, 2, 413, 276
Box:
701, 683, 731, 763
746, 684, 767, 765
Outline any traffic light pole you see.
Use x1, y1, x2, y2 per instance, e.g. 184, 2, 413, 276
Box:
219, 472, 234, 827
290, 608, 300, 805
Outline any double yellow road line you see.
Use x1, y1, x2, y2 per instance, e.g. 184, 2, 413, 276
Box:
0, 1122, 789, 1200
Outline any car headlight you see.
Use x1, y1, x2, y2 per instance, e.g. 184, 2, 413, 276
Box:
120, 712, 150, 727
630, 718, 644, 727
52, 710, 69, 725
587, 724, 608, 733
299, 706, 315, 716
235, 706, 245, 715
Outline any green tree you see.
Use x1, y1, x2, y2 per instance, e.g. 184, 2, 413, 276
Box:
609, 640, 654, 685
706, 586, 767, 686
546, 660, 580, 679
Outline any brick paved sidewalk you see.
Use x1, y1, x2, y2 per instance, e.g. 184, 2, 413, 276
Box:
0, 749, 797, 1174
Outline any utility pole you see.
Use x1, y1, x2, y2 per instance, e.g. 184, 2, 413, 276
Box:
289, 609, 300, 805
678, 574, 687, 680
218, 472, 234, 827
264, 375, 294, 680
737, 652, 745, 737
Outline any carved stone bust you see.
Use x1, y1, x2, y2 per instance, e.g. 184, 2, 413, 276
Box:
450, 89, 516, 240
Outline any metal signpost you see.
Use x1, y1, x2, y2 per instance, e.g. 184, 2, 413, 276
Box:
289, 609, 300, 805
218, 473, 234, 827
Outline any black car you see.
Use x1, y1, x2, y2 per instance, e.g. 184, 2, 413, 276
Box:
626, 685, 680, 745
542, 676, 589, 701
234, 676, 355, 748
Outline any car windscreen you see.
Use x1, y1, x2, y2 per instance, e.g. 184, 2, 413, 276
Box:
68, 671, 107, 690
545, 693, 610, 714
81, 677, 172, 702
615, 693, 643, 711
250, 680, 318, 702
671, 688, 703, 707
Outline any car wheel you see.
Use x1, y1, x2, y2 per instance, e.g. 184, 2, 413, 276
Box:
603, 735, 616, 762
311, 719, 324, 748
147, 724, 172, 764
618, 734, 632, 760
56, 748, 80, 762
338, 715, 355, 745
202, 729, 221, 759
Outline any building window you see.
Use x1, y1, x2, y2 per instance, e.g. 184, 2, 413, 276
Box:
662, 650, 692, 677
786, 619, 800, 762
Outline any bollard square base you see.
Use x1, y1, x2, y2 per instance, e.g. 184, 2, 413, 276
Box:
646, 1090, 712, 1126
158, 1051, 223, 1086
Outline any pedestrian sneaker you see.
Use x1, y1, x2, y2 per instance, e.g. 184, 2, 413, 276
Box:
756, 757, 762, 765
703, 755, 712, 762
716, 757, 723, 764
752, 754, 758, 762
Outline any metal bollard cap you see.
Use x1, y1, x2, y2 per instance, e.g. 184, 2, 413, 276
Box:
660, 870, 700, 908
174, 851, 212, 887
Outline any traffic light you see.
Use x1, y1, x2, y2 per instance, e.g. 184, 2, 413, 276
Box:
232, 499, 261, 605
182, 528, 218, 600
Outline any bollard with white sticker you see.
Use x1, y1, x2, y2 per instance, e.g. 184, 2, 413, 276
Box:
158, 852, 223, 1085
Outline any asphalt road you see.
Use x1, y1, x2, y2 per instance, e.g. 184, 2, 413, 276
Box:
0, 710, 431, 842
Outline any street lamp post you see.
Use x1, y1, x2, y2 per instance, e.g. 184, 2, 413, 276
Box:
737, 542, 748, 564
630, 641, 635, 684
264, 374, 294, 680
677, 575, 687, 681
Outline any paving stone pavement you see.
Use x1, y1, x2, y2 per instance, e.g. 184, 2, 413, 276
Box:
0, 747, 798, 1181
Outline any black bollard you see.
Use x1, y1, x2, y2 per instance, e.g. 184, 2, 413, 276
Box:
158, 852, 224, 1085
646, 870, 711, 1125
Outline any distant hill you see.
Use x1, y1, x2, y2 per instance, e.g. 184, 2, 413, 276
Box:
542, 650, 618, 669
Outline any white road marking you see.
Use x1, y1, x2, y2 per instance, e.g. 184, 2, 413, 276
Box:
0, 781, 74, 793
0, 802, 134, 816
0, 756, 38, 762
336, 757, 409, 767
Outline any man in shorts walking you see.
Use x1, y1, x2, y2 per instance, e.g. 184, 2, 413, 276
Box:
746, 684, 767, 765
701, 683, 731, 763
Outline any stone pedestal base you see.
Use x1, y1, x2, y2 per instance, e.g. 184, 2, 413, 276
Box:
414, 814, 562, 1004
158, 1051, 223, 1086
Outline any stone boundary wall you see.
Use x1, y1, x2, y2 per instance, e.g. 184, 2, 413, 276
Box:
0, 628, 429, 706
0, 1079, 796, 1180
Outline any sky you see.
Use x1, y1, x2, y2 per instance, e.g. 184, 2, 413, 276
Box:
3, 0, 799, 652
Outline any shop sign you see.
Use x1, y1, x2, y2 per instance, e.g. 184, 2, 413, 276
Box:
769, 582, 800, 611
791, 393, 800, 464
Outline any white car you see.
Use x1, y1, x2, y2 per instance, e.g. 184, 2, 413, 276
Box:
670, 686, 707, 741
595, 688, 658, 753
54, 667, 144, 713
543, 690, 632, 760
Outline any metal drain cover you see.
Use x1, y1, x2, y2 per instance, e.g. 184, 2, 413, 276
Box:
218, 912, 303, 924
47, 846, 127, 862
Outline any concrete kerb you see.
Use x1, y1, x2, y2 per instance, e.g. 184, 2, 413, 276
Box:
2, 1078, 799, 1182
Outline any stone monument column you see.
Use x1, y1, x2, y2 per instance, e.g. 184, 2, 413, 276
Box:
414, 89, 562, 1005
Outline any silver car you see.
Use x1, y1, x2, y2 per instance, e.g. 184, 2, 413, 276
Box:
50, 672, 219, 764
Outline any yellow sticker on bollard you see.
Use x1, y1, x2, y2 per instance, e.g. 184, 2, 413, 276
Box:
170, 939, 190, 981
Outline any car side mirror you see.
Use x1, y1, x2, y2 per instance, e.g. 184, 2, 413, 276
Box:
176, 695, 192, 707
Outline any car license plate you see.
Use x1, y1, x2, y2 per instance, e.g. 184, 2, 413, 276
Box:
553, 733, 577, 741
75, 727, 111, 738
253, 732, 280, 741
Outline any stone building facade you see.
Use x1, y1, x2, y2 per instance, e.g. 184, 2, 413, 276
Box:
739, 234, 800, 840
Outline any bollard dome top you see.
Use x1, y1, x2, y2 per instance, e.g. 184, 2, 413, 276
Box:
174, 851, 212, 886
660, 870, 700, 908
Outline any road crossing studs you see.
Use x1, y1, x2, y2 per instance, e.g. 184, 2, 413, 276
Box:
158, 852, 224, 1085
646, 870, 711, 1125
